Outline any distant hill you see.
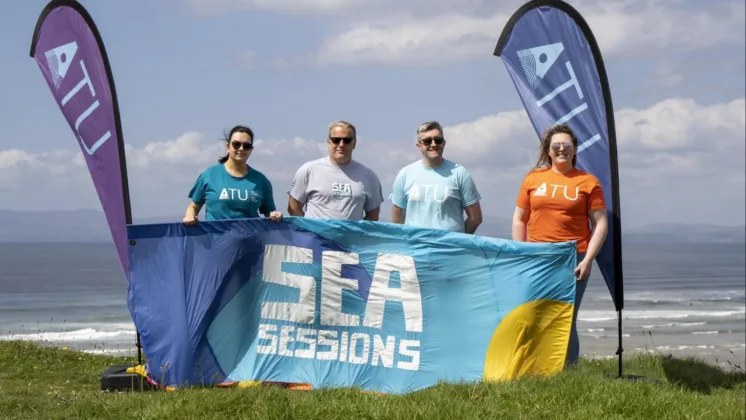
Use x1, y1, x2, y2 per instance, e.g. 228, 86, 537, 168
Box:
0, 209, 742, 244
623, 223, 746, 244
0, 209, 176, 243
476, 216, 513, 239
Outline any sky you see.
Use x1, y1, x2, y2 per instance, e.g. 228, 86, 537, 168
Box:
0, 0, 744, 229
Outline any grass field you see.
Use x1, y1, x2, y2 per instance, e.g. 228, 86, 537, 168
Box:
0, 341, 744, 419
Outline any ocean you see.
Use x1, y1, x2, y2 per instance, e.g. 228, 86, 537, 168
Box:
0, 242, 744, 369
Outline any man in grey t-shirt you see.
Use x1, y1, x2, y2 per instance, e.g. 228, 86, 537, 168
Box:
287, 120, 383, 221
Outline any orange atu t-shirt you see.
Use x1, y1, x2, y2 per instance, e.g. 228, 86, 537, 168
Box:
515, 167, 606, 254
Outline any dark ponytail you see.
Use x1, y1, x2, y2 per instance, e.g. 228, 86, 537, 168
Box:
219, 125, 254, 163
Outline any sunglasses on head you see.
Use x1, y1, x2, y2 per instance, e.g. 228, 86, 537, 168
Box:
330, 137, 354, 144
420, 136, 444, 146
550, 142, 573, 152
231, 141, 253, 151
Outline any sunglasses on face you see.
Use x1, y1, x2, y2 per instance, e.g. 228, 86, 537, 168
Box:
330, 137, 354, 145
420, 136, 444, 146
231, 141, 253, 151
550, 142, 574, 152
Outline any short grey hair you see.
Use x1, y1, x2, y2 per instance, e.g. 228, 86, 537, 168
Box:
416, 121, 444, 139
328, 120, 357, 139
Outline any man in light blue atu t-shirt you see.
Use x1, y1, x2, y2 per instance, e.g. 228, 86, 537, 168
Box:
389, 121, 483, 234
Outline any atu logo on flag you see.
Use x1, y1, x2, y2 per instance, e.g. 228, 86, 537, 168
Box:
517, 42, 564, 90
43, 41, 112, 156
516, 42, 602, 154
44, 41, 78, 91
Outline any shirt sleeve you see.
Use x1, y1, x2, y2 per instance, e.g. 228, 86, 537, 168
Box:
365, 171, 384, 212
515, 174, 531, 210
260, 177, 277, 215
459, 169, 481, 207
188, 171, 208, 206
389, 168, 407, 209
287, 164, 310, 203
587, 178, 606, 211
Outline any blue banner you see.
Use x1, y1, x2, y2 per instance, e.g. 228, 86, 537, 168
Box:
126, 218, 577, 393
494, 0, 623, 311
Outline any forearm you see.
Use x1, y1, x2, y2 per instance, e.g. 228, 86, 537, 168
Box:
583, 218, 608, 262
511, 221, 526, 241
185, 203, 201, 218
391, 205, 405, 224
288, 207, 305, 217
363, 210, 379, 221
464, 216, 481, 234
287, 197, 305, 217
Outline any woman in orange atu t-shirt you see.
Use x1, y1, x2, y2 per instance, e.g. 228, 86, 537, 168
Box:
511, 123, 609, 366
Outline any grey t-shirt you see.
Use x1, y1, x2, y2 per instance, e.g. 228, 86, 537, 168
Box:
288, 157, 384, 221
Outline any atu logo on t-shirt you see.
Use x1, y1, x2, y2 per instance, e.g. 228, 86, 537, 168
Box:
406, 184, 450, 203
532, 183, 579, 201
219, 188, 259, 202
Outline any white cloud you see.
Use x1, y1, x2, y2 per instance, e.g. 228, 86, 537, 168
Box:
0, 130, 410, 219
442, 109, 536, 173
186, 0, 512, 15
315, 13, 508, 67
441, 97, 745, 176
125, 131, 220, 169
613, 98, 745, 186
201, 0, 743, 70
616, 98, 745, 153
312, 1, 745, 67
187, 0, 352, 14
1, 97, 743, 226
430, 97, 746, 226
0, 149, 80, 189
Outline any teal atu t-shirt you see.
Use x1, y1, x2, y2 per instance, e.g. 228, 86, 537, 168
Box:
389, 159, 481, 232
189, 164, 277, 220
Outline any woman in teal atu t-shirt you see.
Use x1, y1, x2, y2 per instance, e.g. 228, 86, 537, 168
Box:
183, 125, 282, 224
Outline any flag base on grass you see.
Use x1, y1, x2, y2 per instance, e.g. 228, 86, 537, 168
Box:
100, 364, 157, 392
100, 363, 315, 392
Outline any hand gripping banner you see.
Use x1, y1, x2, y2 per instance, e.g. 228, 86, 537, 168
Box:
126, 218, 578, 393
493, 0, 624, 313
30, 0, 132, 274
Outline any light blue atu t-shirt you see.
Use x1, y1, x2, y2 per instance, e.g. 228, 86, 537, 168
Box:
189, 164, 277, 221
389, 159, 481, 233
